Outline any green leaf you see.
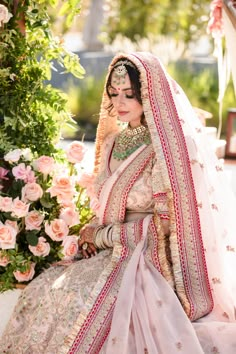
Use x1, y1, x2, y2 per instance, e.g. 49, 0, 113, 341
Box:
40, 195, 54, 208
26, 232, 39, 246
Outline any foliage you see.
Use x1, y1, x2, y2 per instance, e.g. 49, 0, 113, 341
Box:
0, 0, 85, 156
168, 60, 236, 136
0, 143, 94, 292
104, 0, 210, 47
63, 75, 106, 140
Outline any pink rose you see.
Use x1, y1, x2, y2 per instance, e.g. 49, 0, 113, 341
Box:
5, 220, 19, 234
0, 167, 9, 180
59, 206, 80, 227
22, 182, 43, 202
66, 141, 86, 164
4, 149, 22, 163
34, 156, 55, 175
77, 172, 95, 191
0, 196, 13, 212
0, 252, 10, 267
13, 262, 35, 282
45, 219, 69, 241
0, 224, 17, 249
61, 235, 78, 260
26, 169, 36, 183
12, 163, 35, 183
0, 5, 13, 27
25, 211, 44, 230
29, 237, 50, 257
11, 198, 29, 218
77, 172, 96, 198
47, 175, 75, 205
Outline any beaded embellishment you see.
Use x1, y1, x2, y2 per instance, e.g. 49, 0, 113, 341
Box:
112, 60, 136, 85
112, 125, 151, 160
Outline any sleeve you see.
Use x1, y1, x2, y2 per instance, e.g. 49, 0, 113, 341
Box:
94, 217, 152, 250
151, 155, 170, 220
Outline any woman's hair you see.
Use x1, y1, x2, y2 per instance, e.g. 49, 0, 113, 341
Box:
105, 59, 146, 124
106, 59, 142, 104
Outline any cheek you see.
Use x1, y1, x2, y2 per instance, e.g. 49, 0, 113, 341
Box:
133, 102, 143, 115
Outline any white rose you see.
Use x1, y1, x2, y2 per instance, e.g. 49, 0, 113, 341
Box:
4, 149, 22, 163
0, 5, 13, 27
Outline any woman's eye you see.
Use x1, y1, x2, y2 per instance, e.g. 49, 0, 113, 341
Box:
126, 94, 135, 99
110, 93, 118, 97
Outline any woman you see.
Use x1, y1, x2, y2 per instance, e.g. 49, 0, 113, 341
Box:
1, 52, 236, 354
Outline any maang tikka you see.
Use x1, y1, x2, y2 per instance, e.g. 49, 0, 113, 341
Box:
112, 60, 136, 85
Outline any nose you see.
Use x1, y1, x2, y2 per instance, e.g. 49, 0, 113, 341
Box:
117, 93, 125, 106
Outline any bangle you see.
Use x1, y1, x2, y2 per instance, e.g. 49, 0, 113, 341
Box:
93, 225, 105, 249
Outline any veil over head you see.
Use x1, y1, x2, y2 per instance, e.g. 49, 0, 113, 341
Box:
95, 52, 236, 324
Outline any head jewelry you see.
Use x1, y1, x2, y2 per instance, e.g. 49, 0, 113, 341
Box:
112, 60, 136, 85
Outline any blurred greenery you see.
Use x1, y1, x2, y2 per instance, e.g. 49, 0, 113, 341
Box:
62, 75, 106, 140
104, 0, 210, 49
168, 61, 236, 137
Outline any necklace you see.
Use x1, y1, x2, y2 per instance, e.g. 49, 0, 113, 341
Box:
112, 125, 151, 160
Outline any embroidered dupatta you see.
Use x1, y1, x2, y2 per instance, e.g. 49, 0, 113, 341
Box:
95, 52, 214, 321
60, 144, 157, 353
62, 52, 236, 353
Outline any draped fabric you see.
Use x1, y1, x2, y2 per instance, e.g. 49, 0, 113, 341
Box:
1, 52, 236, 354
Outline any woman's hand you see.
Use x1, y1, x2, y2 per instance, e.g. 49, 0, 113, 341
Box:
78, 224, 98, 259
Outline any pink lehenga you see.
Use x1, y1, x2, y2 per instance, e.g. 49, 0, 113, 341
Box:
1, 52, 236, 354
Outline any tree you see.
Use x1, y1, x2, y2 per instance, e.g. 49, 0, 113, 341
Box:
0, 0, 84, 156
104, 0, 210, 46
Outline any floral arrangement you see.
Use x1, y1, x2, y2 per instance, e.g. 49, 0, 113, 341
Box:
0, 141, 95, 292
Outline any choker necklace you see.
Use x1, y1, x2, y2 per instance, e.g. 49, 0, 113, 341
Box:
112, 125, 151, 160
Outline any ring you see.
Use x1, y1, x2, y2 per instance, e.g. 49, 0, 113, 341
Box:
82, 242, 88, 250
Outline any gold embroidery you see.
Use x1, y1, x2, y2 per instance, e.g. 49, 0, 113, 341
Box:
156, 300, 163, 307
176, 342, 182, 350
195, 127, 202, 133
212, 277, 221, 284
191, 159, 198, 165
211, 204, 218, 211
112, 337, 117, 345
215, 165, 223, 172
226, 245, 235, 252
223, 312, 229, 319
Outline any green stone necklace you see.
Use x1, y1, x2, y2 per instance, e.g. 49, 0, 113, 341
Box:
112, 125, 151, 161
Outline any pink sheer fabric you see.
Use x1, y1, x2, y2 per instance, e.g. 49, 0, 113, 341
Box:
106, 216, 204, 354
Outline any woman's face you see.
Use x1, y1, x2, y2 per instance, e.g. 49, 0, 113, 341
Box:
108, 71, 143, 128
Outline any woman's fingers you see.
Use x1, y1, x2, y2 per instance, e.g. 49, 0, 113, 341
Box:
80, 242, 97, 258
87, 244, 97, 256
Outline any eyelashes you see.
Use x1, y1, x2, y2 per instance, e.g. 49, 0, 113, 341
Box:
109, 93, 135, 99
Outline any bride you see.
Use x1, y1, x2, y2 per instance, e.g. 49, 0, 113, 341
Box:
1, 52, 236, 354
